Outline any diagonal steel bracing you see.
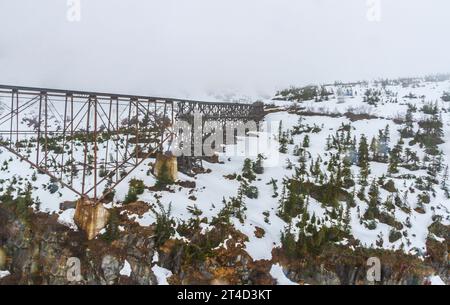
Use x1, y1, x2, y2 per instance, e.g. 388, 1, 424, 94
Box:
0, 84, 264, 202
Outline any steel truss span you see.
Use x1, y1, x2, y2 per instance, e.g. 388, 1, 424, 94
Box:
0, 85, 264, 201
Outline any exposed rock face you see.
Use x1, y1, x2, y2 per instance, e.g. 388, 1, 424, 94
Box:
0, 205, 157, 285
425, 237, 449, 284
274, 246, 437, 285
0, 200, 445, 285
154, 152, 178, 182
74, 199, 110, 240
157, 226, 277, 285
101, 255, 121, 285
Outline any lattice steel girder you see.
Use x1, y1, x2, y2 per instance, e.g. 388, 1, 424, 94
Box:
0, 84, 264, 202
0, 85, 175, 201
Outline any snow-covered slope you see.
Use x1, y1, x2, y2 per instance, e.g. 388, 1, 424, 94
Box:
0, 76, 449, 285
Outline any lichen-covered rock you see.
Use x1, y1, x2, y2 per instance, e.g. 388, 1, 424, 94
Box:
101, 255, 121, 285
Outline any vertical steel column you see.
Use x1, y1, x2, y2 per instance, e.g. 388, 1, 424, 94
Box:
123, 100, 132, 162
104, 97, 113, 170
115, 97, 119, 182
160, 103, 167, 153
44, 93, 48, 169
9, 90, 15, 148
70, 94, 74, 185
61, 94, 69, 180
93, 96, 98, 199
134, 98, 139, 165
15, 90, 19, 146
36, 92, 43, 165
82, 97, 92, 196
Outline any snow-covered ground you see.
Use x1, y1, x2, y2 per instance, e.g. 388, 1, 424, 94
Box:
0, 270, 10, 279
0, 77, 449, 284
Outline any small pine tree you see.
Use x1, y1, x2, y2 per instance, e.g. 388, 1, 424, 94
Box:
365, 179, 380, 220
242, 158, 256, 181
442, 165, 450, 198
357, 135, 370, 186
279, 132, 288, 153
302, 135, 310, 148
281, 226, 297, 258
278, 120, 283, 140
102, 208, 120, 243
124, 178, 145, 204
370, 137, 379, 161
253, 154, 266, 174
326, 135, 332, 150
388, 141, 403, 174
154, 201, 175, 246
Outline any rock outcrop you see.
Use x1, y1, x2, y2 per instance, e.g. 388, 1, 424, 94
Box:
0, 204, 157, 285
273, 245, 438, 285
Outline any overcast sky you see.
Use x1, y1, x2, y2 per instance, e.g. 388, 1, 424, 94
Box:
1, 0, 449, 99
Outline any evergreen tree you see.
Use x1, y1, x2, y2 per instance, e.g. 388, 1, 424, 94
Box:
312, 156, 322, 179
242, 158, 256, 181
370, 137, 379, 161
365, 179, 380, 220
401, 108, 415, 138
281, 225, 297, 258
441, 165, 450, 198
154, 201, 175, 246
358, 134, 369, 167
277, 179, 304, 222
388, 140, 403, 174
342, 157, 354, 188
279, 132, 288, 153
383, 125, 390, 144
302, 135, 310, 148
404, 148, 419, 170
326, 135, 332, 150
358, 135, 370, 185
278, 120, 283, 140
253, 154, 266, 174
267, 178, 279, 198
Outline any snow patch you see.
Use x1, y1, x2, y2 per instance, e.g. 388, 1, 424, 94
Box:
270, 264, 298, 285
119, 260, 132, 277
0, 270, 10, 279
152, 265, 173, 285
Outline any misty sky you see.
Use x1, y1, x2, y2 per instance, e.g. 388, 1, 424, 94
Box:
1, 0, 449, 99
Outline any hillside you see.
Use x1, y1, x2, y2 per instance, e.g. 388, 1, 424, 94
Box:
0, 76, 449, 285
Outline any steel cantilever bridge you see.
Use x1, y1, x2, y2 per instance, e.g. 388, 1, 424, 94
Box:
0, 84, 264, 202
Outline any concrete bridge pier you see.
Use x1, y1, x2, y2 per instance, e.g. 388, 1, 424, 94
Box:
74, 198, 110, 240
